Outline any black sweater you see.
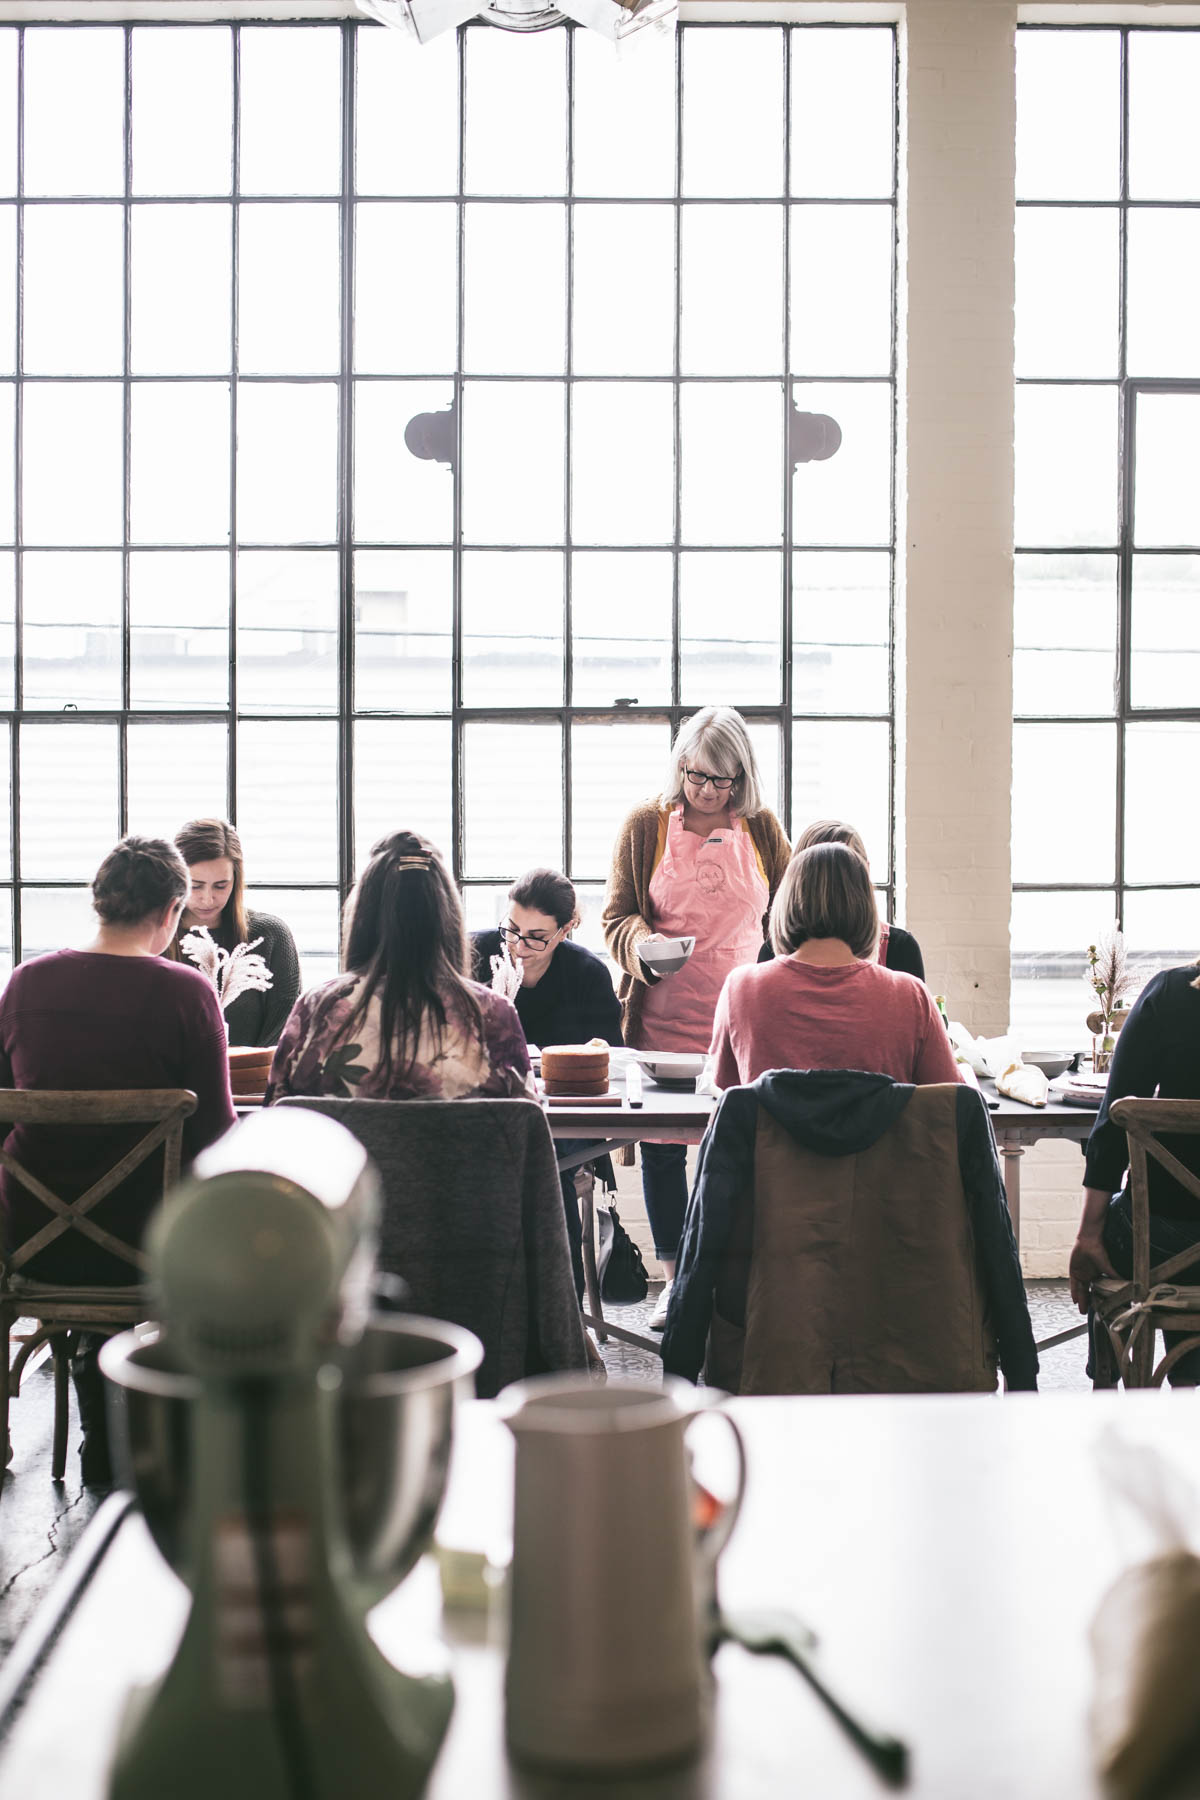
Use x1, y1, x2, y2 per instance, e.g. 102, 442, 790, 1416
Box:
471, 932, 623, 1050
1084, 965, 1200, 1218
181, 909, 302, 1048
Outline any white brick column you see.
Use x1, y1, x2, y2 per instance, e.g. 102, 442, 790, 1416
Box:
901, 0, 1017, 1036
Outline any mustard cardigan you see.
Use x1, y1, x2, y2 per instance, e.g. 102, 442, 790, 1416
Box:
600, 800, 792, 1047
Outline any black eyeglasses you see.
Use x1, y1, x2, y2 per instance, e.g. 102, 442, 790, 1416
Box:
683, 766, 737, 792
500, 921, 560, 951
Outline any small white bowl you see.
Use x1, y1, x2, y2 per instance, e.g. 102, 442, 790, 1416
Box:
637, 936, 696, 977
1020, 1050, 1071, 1081
638, 1052, 707, 1085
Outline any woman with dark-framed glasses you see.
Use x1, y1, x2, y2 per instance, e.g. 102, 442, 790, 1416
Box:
472, 868, 622, 1052
473, 868, 623, 1300
602, 706, 790, 1327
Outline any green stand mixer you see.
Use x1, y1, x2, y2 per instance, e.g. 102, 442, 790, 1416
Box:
99, 1107, 482, 1800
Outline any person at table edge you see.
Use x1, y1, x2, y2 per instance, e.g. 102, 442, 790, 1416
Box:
167, 816, 301, 1048
473, 867, 622, 1302
663, 846, 1036, 1394
1069, 957, 1200, 1383
266, 830, 533, 1103
472, 867, 622, 1054
602, 706, 790, 1328
711, 841, 958, 1090
0, 835, 236, 1483
756, 818, 925, 981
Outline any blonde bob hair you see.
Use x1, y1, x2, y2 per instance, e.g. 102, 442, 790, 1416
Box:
661, 706, 766, 819
793, 817, 869, 868
770, 842, 879, 960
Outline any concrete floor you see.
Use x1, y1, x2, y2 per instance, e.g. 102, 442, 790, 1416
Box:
0, 1349, 108, 1665
0, 1280, 1092, 1675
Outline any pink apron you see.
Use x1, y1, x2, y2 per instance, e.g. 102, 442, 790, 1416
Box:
635, 806, 769, 1054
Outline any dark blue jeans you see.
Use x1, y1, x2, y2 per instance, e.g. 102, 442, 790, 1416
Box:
1090, 1190, 1200, 1385
640, 1142, 689, 1263
558, 1169, 585, 1302
555, 1138, 603, 1304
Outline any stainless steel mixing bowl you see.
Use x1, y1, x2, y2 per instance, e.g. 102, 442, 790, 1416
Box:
99, 1314, 482, 1606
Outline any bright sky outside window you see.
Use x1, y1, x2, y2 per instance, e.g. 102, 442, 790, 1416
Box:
1013, 25, 1200, 1047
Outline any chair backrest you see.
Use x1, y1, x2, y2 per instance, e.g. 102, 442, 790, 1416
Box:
713, 1085, 997, 1396
1108, 1097, 1200, 1294
275, 1094, 587, 1397
0, 1089, 197, 1279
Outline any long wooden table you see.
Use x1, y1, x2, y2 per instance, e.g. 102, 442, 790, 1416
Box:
1, 1390, 1192, 1798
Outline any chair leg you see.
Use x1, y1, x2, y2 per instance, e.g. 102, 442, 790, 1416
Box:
578, 1168, 607, 1345
9, 1323, 54, 1392
1092, 1319, 1121, 1390
1130, 1318, 1157, 1389
51, 1334, 71, 1481
2, 1303, 13, 1468
1152, 1332, 1200, 1387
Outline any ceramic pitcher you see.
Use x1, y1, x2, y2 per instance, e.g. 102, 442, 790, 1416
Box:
501, 1376, 745, 1775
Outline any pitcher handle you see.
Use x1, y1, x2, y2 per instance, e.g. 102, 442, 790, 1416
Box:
684, 1392, 747, 1564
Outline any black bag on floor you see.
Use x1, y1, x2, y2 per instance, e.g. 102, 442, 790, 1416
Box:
596, 1202, 649, 1304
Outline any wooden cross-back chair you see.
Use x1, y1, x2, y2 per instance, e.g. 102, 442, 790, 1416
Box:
0, 1088, 196, 1479
1090, 1097, 1200, 1388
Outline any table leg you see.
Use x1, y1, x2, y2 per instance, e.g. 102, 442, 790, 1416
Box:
577, 1166, 608, 1345
1000, 1141, 1023, 1248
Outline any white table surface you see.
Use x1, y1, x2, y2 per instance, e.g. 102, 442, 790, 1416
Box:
2, 1389, 1197, 1798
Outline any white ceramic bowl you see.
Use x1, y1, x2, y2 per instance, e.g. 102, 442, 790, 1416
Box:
638, 1052, 707, 1085
1020, 1050, 1071, 1081
637, 936, 696, 977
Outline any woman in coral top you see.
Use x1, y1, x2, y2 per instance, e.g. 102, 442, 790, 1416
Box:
602, 707, 790, 1324
710, 842, 960, 1092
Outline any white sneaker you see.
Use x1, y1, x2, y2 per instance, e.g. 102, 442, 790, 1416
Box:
649, 1280, 673, 1331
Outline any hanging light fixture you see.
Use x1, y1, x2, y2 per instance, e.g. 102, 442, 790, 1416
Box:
356, 0, 673, 48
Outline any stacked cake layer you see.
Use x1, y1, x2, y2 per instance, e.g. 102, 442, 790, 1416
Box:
227, 1045, 275, 1097
541, 1042, 610, 1097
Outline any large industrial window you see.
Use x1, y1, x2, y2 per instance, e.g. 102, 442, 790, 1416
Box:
0, 18, 897, 977
1012, 24, 1200, 1042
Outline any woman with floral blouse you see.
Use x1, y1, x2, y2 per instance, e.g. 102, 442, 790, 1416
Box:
265, 830, 535, 1104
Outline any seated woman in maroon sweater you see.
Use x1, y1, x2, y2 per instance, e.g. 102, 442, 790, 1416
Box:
0, 836, 236, 1481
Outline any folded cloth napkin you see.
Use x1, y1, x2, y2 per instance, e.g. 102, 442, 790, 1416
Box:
947, 1025, 1025, 1082
995, 1059, 1048, 1108
1091, 1550, 1200, 1799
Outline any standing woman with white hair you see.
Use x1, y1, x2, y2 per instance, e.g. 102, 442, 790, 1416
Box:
602, 706, 790, 1324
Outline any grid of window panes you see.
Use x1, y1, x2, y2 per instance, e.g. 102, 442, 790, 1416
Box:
0, 19, 896, 979
1013, 25, 1200, 1044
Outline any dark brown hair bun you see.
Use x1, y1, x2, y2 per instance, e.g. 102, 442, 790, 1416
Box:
92, 836, 189, 928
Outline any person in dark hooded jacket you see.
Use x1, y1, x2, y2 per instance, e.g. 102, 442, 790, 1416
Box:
662, 1068, 1037, 1395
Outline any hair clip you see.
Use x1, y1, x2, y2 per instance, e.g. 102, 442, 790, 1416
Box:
393, 852, 433, 869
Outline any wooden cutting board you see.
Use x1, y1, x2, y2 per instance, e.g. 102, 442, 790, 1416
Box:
543, 1092, 622, 1107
